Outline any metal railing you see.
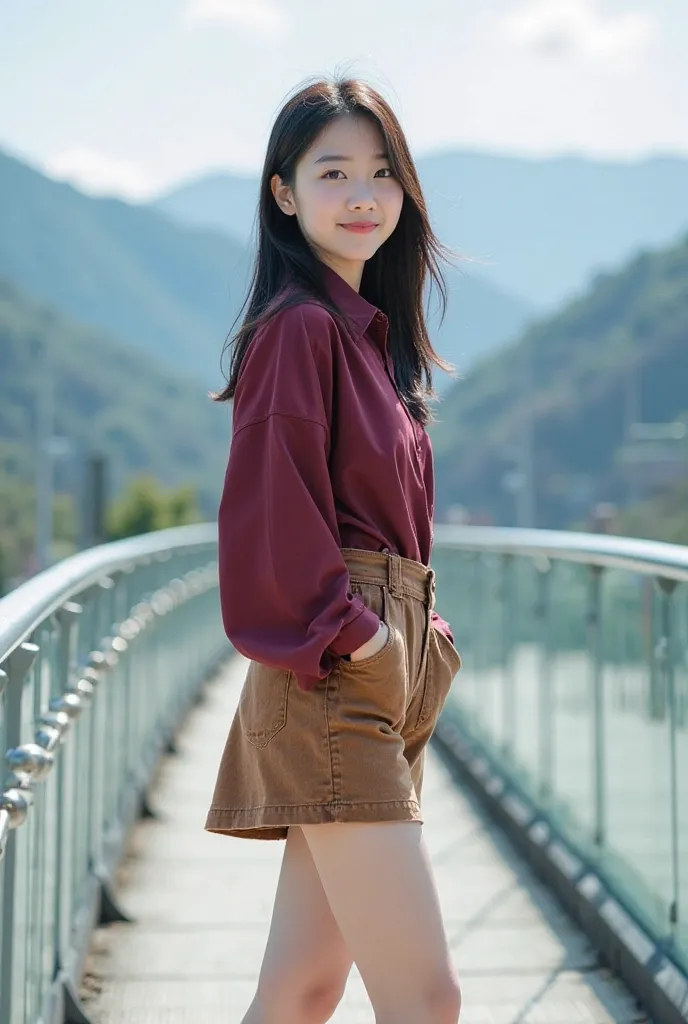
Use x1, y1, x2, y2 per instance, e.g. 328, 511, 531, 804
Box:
0, 524, 228, 1024
2, 521, 686, 1021
432, 525, 688, 978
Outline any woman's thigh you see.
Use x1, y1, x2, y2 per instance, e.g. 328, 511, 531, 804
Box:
255, 825, 353, 1003
300, 821, 459, 1016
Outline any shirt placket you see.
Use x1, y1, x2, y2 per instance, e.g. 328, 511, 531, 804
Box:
372, 316, 422, 456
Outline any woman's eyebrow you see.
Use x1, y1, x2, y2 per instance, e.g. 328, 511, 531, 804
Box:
313, 151, 388, 164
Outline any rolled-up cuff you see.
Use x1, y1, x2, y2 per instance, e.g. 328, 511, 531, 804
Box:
329, 605, 381, 657
430, 610, 454, 646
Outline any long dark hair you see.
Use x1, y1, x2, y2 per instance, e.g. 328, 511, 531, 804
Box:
214, 75, 458, 426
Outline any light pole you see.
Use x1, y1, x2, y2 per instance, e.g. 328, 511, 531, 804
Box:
516, 340, 535, 527
34, 339, 55, 572
623, 361, 641, 507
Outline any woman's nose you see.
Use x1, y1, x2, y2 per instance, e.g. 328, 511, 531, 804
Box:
347, 187, 377, 210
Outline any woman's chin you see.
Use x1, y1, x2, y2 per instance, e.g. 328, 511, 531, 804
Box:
326, 238, 384, 263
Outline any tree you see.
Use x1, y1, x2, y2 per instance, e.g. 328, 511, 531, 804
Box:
0, 467, 79, 586
106, 475, 201, 541
616, 479, 688, 546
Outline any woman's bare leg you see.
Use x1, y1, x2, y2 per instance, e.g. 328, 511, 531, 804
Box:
241, 825, 353, 1024
300, 821, 461, 1024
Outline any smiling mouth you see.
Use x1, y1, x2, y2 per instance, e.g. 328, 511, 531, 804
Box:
339, 222, 379, 233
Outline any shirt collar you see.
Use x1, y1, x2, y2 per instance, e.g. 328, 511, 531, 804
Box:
321, 263, 384, 335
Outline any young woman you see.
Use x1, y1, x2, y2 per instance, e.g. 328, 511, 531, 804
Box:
206, 76, 463, 1024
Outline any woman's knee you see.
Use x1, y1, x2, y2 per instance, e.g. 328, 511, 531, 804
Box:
301, 979, 347, 1022
426, 973, 462, 1024
379, 973, 461, 1024
254, 974, 347, 1023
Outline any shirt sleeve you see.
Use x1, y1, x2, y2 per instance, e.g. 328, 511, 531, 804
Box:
217, 303, 381, 690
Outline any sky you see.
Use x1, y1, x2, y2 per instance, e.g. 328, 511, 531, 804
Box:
1, 0, 686, 201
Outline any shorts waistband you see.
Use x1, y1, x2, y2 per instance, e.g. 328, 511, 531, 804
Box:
340, 547, 435, 605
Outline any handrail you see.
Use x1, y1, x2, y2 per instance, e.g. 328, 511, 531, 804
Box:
2, 520, 686, 1023
0, 522, 226, 1024
434, 523, 688, 582
432, 524, 688, 1000
0, 523, 218, 662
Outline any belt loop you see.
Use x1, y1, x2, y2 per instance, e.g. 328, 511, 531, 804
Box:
386, 550, 404, 598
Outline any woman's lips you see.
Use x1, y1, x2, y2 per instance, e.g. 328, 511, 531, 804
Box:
339, 222, 379, 234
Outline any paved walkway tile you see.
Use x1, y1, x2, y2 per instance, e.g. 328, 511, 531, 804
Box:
81, 657, 647, 1023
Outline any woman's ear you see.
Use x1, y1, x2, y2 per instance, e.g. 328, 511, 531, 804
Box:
270, 174, 296, 216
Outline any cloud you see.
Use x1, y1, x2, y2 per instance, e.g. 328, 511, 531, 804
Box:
44, 147, 154, 200
501, 0, 657, 64
181, 0, 286, 36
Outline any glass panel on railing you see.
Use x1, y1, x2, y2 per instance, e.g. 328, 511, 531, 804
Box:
671, 581, 687, 971
434, 534, 688, 973
545, 560, 596, 848
510, 556, 547, 798
0, 666, 6, 784
0, 528, 221, 1024
470, 552, 507, 753
599, 570, 677, 950
434, 548, 476, 724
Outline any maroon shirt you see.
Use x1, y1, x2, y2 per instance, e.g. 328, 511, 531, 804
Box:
218, 264, 453, 692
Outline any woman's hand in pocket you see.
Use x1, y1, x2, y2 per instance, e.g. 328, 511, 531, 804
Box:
349, 621, 389, 662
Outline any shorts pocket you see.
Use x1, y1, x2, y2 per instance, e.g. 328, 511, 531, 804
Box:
338, 621, 408, 727
433, 626, 462, 678
341, 581, 408, 721
416, 626, 461, 728
343, 620, 399, 672
239, 661, 291, 748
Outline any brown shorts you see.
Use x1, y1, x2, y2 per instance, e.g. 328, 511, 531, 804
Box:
205, 548, 461, 840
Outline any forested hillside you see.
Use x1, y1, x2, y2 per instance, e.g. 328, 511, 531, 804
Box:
0, 149, 248, 388
0, 278, 230, 514
431, 232, 688, 529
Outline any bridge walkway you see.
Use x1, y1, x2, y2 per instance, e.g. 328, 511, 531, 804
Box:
80, 655, 644, 1024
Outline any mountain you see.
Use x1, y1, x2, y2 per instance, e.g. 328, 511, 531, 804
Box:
419, 151, 688, 311
429, 231, 688, 529
429, 263, 533, 387
154, 171, 534, 381
0, 148, 530, 390
0, 148, 250, 389
155, 171, 259, 242
155, 152, 688, 312
0, 277, 230, 513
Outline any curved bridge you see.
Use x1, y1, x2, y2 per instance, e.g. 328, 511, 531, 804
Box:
1, 525, 686, 1023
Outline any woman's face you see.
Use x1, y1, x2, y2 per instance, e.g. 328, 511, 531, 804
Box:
271, 114, 404, 288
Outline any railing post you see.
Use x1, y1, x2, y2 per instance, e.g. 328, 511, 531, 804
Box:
657, 577, 680, 950
0, 641, 40, 1024
88, 578, 114, 874
501, 553, 515, 764
588, 564, 605, 850
466, 552, 482, 734
52, 602, 83, 982
536, 559, 553, 803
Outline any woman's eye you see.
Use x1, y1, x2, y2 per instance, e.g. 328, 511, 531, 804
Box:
322, 168, 393, 180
